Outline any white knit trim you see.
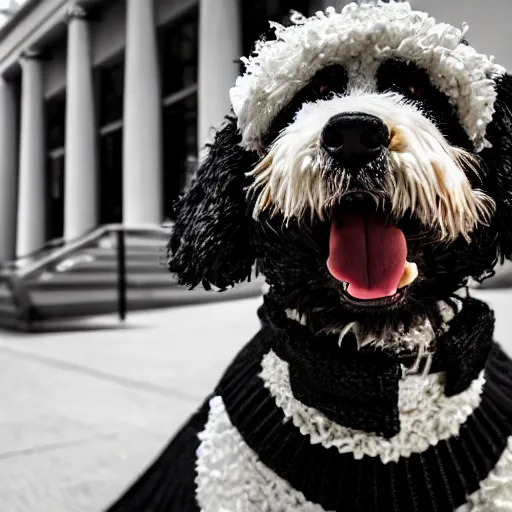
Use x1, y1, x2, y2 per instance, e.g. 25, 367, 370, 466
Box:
195, 396, 329, 512
230, 1, 504, 153
260, 350, 485, 464
456, 437, 512, 512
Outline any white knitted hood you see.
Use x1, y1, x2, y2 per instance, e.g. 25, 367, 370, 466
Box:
230, 1, 506, 153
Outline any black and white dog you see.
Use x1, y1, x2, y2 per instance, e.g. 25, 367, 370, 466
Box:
108, 2, 512, 511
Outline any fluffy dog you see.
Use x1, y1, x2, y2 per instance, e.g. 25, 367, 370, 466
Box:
107, 2, 512, 511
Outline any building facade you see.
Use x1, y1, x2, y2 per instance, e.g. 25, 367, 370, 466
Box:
0, 0, 342, 263
0, 0, 509, 263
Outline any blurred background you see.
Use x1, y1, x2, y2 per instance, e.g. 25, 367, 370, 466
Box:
0, 0, 511, 511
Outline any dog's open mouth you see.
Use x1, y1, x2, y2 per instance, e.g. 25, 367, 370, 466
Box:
327, 197, 419, 306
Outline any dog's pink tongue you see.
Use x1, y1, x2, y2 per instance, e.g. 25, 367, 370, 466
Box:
327, 212, 407, 300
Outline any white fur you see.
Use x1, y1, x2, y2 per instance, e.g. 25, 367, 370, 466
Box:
195, 396, 329, 512
248, 93, 495, 241
456, 437, 512, 511
260, 349, 485, 464
230, 1, 504, 153
285, 308, 308, 326
285, 298, 459, 350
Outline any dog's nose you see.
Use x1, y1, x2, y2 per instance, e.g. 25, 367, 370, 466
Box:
321, 113, 389, 166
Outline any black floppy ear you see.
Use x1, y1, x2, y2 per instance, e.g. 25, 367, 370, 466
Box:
481, 73, 512, 260
167, 117, 258, 290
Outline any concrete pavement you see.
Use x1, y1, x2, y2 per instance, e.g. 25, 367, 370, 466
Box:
0, 296, 262, 512
0, 288, 511, 511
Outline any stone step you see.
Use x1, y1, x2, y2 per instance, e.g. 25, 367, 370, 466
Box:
28, 271, 178, 289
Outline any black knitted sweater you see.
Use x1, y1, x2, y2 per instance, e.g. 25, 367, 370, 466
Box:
106, 296, 512, 512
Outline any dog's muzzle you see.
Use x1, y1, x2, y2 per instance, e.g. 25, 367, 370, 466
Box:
248, 92, 495, 247
321, 112, 389, 169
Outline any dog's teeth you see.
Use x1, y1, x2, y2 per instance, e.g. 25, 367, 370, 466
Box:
338, 321, 356, 347
398, 261, 419, 289
284, 308, 308, 326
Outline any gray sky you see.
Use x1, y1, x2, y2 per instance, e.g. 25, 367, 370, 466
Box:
0, 0, 27, 27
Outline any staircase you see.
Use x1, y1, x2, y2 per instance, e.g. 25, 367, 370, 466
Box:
0, 224, 263, 331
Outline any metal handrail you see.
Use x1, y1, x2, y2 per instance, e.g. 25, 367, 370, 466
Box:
0, 222, 173, 330
14, 223, 172, 281
0, 236, 65, 271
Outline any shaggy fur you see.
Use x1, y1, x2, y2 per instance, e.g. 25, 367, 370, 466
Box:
107, 2, 512, 511
168, 6, 512, 340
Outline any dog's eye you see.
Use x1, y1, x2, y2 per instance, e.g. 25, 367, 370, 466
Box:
376, 59, 432, 102
408, 85, 426, 99
262, 64, 348, 145
310, 64, 348, 98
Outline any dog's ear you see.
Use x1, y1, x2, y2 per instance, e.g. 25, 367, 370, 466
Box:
167, 117, 258, 290
481, 73, 512, 260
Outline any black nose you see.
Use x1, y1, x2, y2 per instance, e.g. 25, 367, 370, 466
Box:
321, 113, 389, 166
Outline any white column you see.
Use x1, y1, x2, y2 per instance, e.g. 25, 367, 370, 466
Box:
123, 0, 162, 225
64, 6, 98, 241
198, 0, 241, 157
16, 53, 46, 258
0, 78, 18, 262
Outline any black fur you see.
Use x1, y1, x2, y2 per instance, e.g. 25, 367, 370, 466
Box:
376, 58, 473, 151
168, 118, 258, 290
112, 22, 512, 512
480, 73, 512, 260
263, 64, 349, 147
168, 59, 512, 341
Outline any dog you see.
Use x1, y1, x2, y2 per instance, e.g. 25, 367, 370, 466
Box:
107, 2, 512, 511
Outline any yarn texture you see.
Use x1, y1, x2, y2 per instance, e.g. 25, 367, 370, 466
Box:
230, 1, 504, 153
261, 349, 485, 463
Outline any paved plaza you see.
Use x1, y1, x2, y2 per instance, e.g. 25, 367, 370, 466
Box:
1, 289, 511, 511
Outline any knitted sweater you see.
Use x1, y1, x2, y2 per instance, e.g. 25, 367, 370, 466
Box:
106, 297, 512, 512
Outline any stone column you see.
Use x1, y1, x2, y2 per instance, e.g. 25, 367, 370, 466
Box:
64, 5, 98, 241
16, 53, 45, 258
123, 0, 162, 225
198, 0, 241, 158
0, 78, 18, 262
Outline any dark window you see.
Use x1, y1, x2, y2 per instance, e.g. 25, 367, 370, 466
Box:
159, 10, 199, 220
162, 93, 198, 220
99, 128, 123, 224
98, 58, 125, 224
46, 152, 65, 241
241, 0, 311, 56
98, 60, 124, 126
46, 93, 66, 150
45, 94, 66, 241
159, 10, 199, 98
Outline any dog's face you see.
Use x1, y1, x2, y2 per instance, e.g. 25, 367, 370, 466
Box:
169, 2, 512, 339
